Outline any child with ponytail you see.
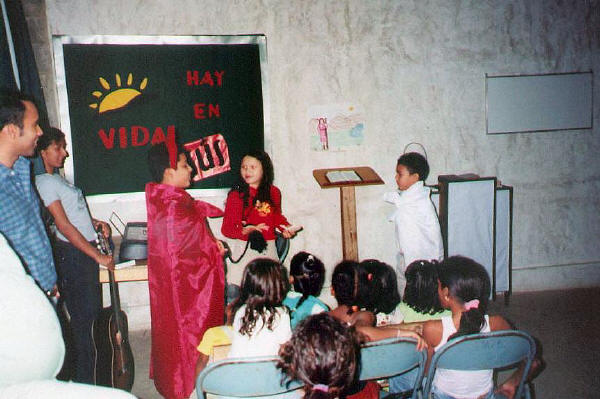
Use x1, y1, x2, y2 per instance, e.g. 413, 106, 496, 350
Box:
420, 256, 502, 398
422, 256, 539, 399
359, 256, 540, 398
283, 252, 329, 328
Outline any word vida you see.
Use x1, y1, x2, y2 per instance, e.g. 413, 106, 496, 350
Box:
98, 125, 175, 149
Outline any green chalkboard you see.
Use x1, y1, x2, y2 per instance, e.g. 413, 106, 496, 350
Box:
53, 35, 266, 195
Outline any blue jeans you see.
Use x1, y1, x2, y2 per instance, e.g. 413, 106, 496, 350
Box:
55, 239, 101, 384
389, 368, 419, 394
389, 371, 494, 399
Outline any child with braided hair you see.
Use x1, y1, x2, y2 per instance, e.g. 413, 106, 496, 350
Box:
283, 252, 329, 328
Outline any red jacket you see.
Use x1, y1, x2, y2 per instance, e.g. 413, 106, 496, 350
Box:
145, 183, 224, 399
221, 185, 289, 241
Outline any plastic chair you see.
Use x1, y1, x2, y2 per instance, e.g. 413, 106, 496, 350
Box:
422, 330, 535, 399
359, 337, 427, 399
196, 355, 303, 399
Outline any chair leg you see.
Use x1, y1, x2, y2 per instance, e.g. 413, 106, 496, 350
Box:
523, 382, 533, 399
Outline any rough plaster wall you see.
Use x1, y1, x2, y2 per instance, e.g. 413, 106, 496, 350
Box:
22, 0, 600, 326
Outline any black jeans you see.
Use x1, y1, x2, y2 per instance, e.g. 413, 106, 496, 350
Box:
54, 239, 101, 384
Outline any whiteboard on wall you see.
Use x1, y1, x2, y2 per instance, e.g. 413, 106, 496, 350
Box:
486, 71, 593, 134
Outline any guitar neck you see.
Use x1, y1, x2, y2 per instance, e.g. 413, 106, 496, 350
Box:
108, 269, 123, 316
97, 228, 123, 332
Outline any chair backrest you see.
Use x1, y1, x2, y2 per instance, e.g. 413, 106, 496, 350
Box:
275, 234, 290, 263
422, 330, 535, 399
359, 337, 426, 398
196, 355, 303, 399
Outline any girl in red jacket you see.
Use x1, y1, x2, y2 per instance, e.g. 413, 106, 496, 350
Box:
222, 150, 299, 288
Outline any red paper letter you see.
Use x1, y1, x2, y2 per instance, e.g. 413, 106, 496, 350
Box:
98, 128, 115, 149
186, 70, 199, 86
214, 71, 225, 86
131, 126, 149, 146
194, 103, 206, 119
151, 127, 166, 144
119, 127, 128, 148
199, 71, 214, 86
208, 104, 220, 118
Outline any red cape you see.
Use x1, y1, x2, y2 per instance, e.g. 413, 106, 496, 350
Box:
145, 183, 224, 398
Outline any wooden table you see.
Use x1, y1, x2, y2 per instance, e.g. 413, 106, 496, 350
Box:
313, 166, 384, 261
99, 260, 148, 283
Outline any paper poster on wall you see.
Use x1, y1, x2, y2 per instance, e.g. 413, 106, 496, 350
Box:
307, 104, 364, 151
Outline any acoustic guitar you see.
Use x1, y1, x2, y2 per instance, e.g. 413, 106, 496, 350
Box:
92, 226, 135, 391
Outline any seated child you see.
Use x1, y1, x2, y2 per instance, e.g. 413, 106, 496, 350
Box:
396, 260, 451, 323
383, 152, 443, 294
328, 261, 374, 327
327, 261, 382, 399
422, 256, 542, 399
359, 259, 402, 326
221, 150, 298, 288
283, 252, 329, 328
194, 304, 235, 378
361, 256, 542, 398
358, 260, 449, 395
145, 142, 225, 399
228, 258, 292, 358
278, 313, 363, 399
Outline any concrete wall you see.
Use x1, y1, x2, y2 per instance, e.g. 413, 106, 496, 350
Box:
22, 0, 600, 330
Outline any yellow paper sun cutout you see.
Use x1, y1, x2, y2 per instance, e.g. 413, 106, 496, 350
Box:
89, 73, 148, 114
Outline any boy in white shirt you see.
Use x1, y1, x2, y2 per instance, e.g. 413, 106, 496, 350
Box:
383, 152, 443, 293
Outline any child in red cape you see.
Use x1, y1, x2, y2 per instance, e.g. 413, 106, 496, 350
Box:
145, 141, 225, 399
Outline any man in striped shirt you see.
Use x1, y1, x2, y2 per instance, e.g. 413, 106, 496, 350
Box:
0, 90, 56, 294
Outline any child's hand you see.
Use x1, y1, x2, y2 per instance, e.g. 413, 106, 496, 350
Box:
241, 223, 268, 235
277, 225, 303, 238
348, 310, 375, 327
281, 228, 294, 239
395, 329, 428, 351
494, 383, 516, 399
255, 223, 268, 232
216, 240, 227, 256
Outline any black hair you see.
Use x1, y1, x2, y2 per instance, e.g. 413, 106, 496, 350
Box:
438, 256, 490, 340
0, 90, 28, 130
36, 127, 65, 153
278, 313, 360, 399
331, 261, 361, 311
397, 152, 429, 181
403, 260, 445, 315
147, 141, 187, 183
234, 258, 289, 336
290, 252, 326, 309
231, 150, 275, 209
359, 259, 401, 314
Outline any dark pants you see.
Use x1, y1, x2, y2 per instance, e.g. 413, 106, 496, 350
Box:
55, 239, 101, 384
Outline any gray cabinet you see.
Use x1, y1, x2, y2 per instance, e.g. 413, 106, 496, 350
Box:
430, 175, 512, 302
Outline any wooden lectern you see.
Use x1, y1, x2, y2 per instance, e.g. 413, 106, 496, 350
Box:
313, 167, 384, 261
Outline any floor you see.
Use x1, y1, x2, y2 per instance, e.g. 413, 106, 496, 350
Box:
127, 287, 600, 399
